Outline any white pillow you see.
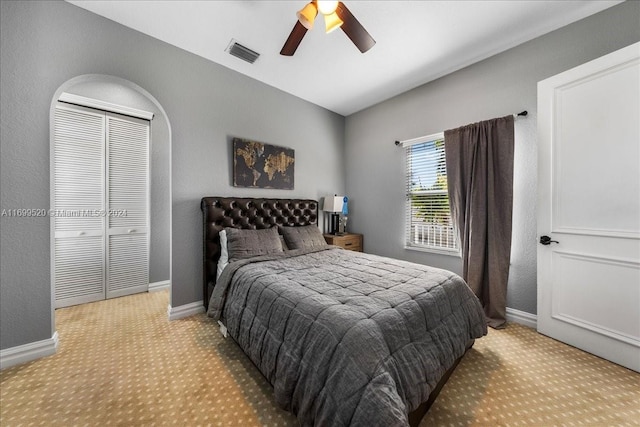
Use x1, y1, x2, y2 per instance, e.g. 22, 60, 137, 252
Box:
216, 229, 229, 279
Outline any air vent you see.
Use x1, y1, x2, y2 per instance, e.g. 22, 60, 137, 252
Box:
226, 39, 260, 64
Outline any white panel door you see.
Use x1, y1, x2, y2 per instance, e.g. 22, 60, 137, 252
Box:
53, 104, 106, 308
537, 42, 640, 372
105, 113, 149, 299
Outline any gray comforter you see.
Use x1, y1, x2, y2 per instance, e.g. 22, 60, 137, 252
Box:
208, 247, 486, 426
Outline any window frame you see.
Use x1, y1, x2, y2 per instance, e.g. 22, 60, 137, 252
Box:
403, 132, 460, 257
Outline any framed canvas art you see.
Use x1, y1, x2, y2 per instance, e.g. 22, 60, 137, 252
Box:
233, 138, 295, 189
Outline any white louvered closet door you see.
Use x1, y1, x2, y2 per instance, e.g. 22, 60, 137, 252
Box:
53, 104, 149, 308
106, 113, 149, 299
53, 104, 106, 308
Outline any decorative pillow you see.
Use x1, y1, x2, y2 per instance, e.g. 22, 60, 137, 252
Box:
280, 225, 327, 250
216, 230, 229, 279
225, 227, 284, 261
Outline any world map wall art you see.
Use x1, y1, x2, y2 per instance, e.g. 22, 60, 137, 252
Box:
233, 138, 295, 190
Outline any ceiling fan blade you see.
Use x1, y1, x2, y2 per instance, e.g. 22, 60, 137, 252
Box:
280, 21, 308, 56
336, 2, 375, 53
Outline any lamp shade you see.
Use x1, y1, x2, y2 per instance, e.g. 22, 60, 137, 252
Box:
322, 195, 344, 212
324, 11, 343, 33
296, 2, 317, 30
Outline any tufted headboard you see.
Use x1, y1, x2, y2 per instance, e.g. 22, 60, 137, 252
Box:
201, 197, 319, 309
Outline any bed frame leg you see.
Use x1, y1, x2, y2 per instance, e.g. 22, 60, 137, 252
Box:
218, 321, 228, 338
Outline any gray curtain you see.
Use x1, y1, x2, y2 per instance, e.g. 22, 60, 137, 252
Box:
444, 115, 514, 329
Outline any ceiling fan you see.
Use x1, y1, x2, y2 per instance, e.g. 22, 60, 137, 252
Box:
280, 1, 376, 56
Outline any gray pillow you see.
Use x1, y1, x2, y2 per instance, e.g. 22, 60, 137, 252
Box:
280, 225, 327, 250
225, 227, 283, 260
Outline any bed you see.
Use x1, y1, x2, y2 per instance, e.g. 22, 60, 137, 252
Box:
201, 197, 487, 426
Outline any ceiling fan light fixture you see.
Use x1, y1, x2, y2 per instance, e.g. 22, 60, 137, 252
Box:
281, 1, 374, 56
296, 2, 317, 30
317, 0, 339, 15
324, 11, 343, 33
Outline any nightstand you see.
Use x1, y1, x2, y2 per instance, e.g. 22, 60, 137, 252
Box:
324, 233, 363, 252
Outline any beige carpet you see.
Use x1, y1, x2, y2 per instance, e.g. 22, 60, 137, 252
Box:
1, 290, 638, 426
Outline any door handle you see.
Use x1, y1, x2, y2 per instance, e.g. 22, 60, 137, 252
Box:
539, 235, 559, 245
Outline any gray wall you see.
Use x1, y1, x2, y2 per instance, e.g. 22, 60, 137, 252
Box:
0, 0, 344, 350
344, 1, 640, 315
2, 0, 637, 353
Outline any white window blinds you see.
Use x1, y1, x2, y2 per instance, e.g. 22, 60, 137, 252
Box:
404, 133, 459, 253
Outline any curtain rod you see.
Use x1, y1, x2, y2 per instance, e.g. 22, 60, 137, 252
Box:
394, 110, 527, 146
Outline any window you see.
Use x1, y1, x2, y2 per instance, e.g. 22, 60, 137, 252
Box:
404, 132, 459, 254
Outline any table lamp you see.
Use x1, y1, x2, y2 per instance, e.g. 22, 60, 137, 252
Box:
322, 195, 343, 235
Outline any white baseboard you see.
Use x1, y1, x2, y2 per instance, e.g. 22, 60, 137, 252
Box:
167, 301, 205, 321
506, 307, 537, 329
0, 331, 59, 370
148, 280, 170, 292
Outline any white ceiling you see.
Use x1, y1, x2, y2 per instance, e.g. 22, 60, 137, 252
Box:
66, 0, 622, 116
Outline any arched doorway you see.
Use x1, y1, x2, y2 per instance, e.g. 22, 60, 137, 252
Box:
49, 75, 172, 315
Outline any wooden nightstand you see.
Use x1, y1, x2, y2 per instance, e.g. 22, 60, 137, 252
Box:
324, 233, 363, 252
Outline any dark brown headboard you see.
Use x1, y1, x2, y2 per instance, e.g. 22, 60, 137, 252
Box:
201, 197, 319, 309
